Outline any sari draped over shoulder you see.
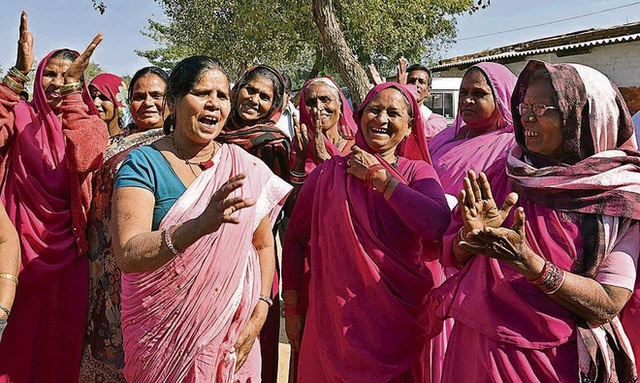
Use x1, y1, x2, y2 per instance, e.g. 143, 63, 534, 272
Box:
436, 60, 640, 383
0, 49, 107, 382
429, 62, 517, 197
284, 83, 449, 382
121, 144, 291, 383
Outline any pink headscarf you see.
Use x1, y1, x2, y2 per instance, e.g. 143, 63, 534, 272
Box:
89, 73, 130, 130
295, 76, 356, 172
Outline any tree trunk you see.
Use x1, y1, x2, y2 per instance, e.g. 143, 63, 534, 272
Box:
312, 0, 370, 107
306, 45, 323, 81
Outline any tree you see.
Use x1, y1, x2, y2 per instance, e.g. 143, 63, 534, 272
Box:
84, 62, 104, 82
97, 0, 490, 105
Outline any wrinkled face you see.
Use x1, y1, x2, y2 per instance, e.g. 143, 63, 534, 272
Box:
41, 57, 72, 113
458, 69, 500, 131
235, 76, 274, 123
89, 86, 116, 125
407, 70, 430, 103
360, 88, 412, 156
521, 78, 564, 160
172, 69, 231, 145
130, 74, 168, 131
305, 82, 341, 132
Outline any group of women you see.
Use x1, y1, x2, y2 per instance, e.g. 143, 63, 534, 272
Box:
0, 9, 638, 383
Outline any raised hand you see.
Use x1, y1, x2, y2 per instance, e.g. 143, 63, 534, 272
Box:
197, 174, 256, 235
15, 11, 34, 75
64, 34, 103, 84
458, 170, 518, 234
292, 114, 310, 163
368, 63, 385, 86
396, 56, 408, 85
311, 108, 331, 162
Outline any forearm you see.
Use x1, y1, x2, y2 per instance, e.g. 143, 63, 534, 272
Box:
0, 83, 19, 154
0, 212, 19, 312
117, 216, 206, 273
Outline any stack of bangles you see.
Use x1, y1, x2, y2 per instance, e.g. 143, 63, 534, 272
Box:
61, 82, 84, 104
3, 67, 29, 94
290, 169, 307, 185
283, 305, 303, 316
527, 261, 566, 295
365, 164, 395, 193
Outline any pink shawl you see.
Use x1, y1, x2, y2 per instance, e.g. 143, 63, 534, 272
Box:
89, 73, 130, 130
294, 76, 356, 173
428, 62, 517, 195
288, 83, 442, 381
121, 144, 291, 383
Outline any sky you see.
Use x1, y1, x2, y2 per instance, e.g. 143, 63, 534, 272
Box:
0, 0, 639, 77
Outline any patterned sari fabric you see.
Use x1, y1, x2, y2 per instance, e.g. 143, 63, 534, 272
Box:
437, 60, 640, 383
120, 144, 291, 382
79, 128, 164, 383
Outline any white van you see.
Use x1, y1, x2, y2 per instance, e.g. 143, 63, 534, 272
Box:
424, 77, 462, 126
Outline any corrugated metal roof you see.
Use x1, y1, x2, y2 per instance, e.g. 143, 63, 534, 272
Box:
431, 33, 640, 71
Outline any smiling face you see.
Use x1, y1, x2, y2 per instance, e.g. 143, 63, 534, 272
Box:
172, 69, 231, 145
521, 77, 565, 160
129, 74, 168, 131
89, 85, 117, 127
458, 69, 501, 132
235, 75, 275, 123
305, 82, 341, 132
41, 57, 72, 113
360, 88, 412, 156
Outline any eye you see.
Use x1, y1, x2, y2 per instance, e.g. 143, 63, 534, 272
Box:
132, 93, 145, 101
260, 93, 271, 102
218, 91, 229, 100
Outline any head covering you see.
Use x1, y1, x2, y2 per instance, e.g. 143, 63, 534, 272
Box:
450, 62, 517, 135
507, 60, 640, 276
89, 73, 131, 130
353, 82, 432, 165
296, 76, 356, 172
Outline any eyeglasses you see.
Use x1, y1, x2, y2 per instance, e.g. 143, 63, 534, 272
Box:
518, 103, 558, 117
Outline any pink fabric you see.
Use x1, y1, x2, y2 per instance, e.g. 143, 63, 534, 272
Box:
284, 82, 449, 382
121, 144, 290, 383
423, 112, 448, 141
0, 50, 108, 382
429, 62, 517, 196
294, 76, 357, 173
89, 73, 129, 130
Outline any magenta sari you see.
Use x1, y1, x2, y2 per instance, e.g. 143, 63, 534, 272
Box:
121, 144, 291, 382
0, 50, 107, 382
283, 83, 449, 382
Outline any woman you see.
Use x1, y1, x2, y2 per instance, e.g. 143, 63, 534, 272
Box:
80, 71, 167, 382
291, 76, 356, 174
126, 66, 169, 133
217, 64, 291, 383
111, 56, 291, 382
439, 60, 639, 382
89, 73, 130, 138
429, 62, 517, 202
283, 82, 450, 382
0, 12, 108, 382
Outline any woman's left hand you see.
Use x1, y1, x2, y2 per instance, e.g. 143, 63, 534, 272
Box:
233, 302, 268, 373
346, 145, 382, 181
64, 34, 103, 84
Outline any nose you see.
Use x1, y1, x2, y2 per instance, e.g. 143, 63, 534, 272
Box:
52, 74, 64, 87
142, 94, 155, 106
374, 110, 389, 123
93, 96, 101, 107
462, 96, 474, 106
205, 95, 220, 110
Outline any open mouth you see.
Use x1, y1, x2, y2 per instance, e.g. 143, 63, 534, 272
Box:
370, 126, 389, 135
199, 116, 219, 128
524, 130, 538, 137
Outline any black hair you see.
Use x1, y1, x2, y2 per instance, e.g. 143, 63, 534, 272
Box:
406, 63, 433, 87
19, 90, 29, 101
163, 56, 228, 135
128, 66, 170, 105
50, 49, 77, 63
282, 72, 292, 95
232, 65, 285, 124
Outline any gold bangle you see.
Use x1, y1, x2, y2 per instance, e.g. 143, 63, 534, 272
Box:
0, 273, 18, 286
60, 82, 82, 93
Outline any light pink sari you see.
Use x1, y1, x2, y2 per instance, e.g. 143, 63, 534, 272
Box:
121, 144, 291, 382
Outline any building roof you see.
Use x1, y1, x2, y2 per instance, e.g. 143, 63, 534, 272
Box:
432, 21, 640, 71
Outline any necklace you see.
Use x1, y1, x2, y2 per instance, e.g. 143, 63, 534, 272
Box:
171, 135, 217, 177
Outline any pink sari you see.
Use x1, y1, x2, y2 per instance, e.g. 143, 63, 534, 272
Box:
0, 50, 107, 382
284, 83, 448, 382
121, 144, 291, 382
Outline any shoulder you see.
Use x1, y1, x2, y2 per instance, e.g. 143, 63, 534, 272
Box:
398, 158, 439, 183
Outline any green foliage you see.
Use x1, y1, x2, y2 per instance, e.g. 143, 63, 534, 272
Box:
84, 62, 104, 82
137, 0, 489, 83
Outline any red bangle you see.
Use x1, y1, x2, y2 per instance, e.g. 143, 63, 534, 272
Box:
377, 175, 392, 193
365, 164, 385, 188
527, 261, 549, 284
283, 305, 304, 315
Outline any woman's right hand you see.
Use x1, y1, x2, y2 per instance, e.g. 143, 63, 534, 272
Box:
285, 313, 305, 352
15, 11, 34, 76
458, 170, 518, 235
292, 115, 310, 168
197, 174, 256, 235
311, 108, 331, 162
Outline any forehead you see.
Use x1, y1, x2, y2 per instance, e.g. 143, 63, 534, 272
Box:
408, 70, 429, 80
132, 74, 166, 92
461, 69, 490, 88
44, 57, 72, 71
523, 77, 556, 102
245, 75, 274, 91
306, 82, 337, 97
194, 69, 229, 88
368, 88, 408, 108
